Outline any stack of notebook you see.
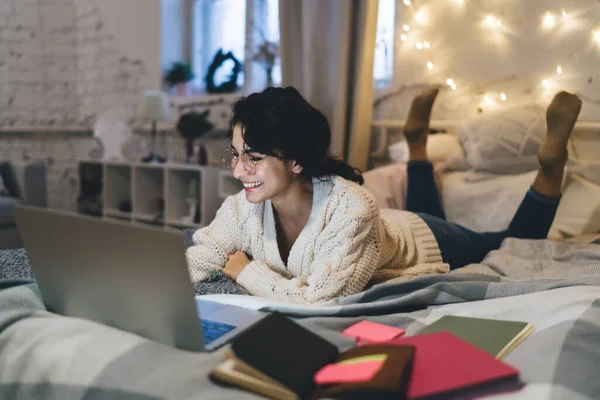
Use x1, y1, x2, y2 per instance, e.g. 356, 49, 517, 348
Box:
209, 313, 529, 400
209, 312, 415, 399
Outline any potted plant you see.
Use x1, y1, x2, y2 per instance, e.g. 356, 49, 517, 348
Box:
176, 110, 214, 164
252, 41, 279, 87
164, 62, 195, 96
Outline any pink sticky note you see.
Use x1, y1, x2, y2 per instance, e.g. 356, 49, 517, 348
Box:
314, 360, 384, 385
343, 320, 405, 343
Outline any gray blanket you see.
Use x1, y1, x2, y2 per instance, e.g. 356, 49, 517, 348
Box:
1, 238, 600, 399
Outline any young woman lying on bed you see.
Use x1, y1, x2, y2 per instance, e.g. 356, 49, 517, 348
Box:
185, 86, 582, 304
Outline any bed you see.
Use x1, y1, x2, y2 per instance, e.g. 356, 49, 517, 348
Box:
1, 238, 600, 399
1, 113, 600, 399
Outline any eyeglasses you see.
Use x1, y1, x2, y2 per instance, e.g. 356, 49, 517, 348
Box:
221, 149, 269, 174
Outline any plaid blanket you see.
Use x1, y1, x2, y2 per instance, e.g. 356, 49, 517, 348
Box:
1, 238, 600, 399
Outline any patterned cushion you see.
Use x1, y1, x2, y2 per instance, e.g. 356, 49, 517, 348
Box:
456, 103, 546, 174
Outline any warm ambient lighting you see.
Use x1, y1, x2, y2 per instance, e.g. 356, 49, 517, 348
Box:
485, 15, 502, 28
543, 13, 556, 29
414, 9, 428, 25
446, 78, 457, 90
396, 2, 599, 106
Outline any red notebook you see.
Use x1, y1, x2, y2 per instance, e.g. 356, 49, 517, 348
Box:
386, 332, 522, 399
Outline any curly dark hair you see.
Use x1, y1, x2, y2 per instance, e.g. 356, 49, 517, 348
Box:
228, 86, 363, 184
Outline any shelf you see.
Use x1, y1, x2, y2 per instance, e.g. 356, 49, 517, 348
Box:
104, 209, 132, 219
104, 165, 132, 211
80, 161, 226, 229
165, 169, 201, 224
218, 169, 243, 199
133, 166, 164, 216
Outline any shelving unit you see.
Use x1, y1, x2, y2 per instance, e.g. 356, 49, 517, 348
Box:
78, 161, 228, 230
218, 169, 244, 200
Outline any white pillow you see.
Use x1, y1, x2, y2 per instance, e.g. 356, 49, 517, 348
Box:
388, 133, 469, 170
456, 103, 546, 174
549, 173, 600, 240
567, 136, 600, 185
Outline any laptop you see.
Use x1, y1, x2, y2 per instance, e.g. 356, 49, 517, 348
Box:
12, 204, 266, 352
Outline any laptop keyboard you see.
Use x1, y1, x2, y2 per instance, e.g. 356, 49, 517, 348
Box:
200, 318, 236, 345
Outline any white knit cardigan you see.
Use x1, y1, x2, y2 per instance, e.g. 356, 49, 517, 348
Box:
186, 176, 448, 304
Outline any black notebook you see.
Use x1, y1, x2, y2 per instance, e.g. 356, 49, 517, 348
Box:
209, 312, 415, 400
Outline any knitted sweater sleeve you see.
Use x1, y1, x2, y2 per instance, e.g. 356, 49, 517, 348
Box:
236, 194, 381, 304
185, 195, 241, 283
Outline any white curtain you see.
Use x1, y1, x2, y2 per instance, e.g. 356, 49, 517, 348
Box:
278, 0, 378, 171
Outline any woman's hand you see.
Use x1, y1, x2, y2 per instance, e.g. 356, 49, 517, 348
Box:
223, 251, 251, 280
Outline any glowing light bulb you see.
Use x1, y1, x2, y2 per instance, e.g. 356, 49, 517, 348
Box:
414, 9, 427, 25
594, 30, 600, 44
403, 0, 411, 4
543, 13, 556, 29
556, 65, 562, 74
403, 24, 410, 32
446, 78, 455, 85
500, 93, 506, 101
423, 41, 430, 48
485, 15, 502, 28
416, 42, 423, 49
450, 83, 457, 90
427, 61, 433, 70
400, 34, 408, 41
561, 9, 568, 18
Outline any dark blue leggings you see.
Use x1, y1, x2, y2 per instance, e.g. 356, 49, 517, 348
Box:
407, 160, 561, 270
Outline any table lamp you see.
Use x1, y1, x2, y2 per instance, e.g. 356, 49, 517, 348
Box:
136, 90, 172, 163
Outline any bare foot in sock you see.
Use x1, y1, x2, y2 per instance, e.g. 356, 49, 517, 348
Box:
537, 91, 582, 171
403, 87, 440, 144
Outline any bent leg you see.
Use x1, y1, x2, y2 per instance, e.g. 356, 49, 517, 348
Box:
406, 161, 446, 220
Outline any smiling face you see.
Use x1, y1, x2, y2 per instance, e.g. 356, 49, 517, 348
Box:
230, 124, 303, 204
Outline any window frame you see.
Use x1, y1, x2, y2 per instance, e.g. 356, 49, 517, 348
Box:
179, 0, 277, 95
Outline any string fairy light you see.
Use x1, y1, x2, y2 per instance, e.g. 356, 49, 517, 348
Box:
395, 0, 600, 108
485, 15, 502, 28
543, 12, 556, 30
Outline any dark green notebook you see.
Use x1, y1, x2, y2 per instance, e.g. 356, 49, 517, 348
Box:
416, 315, 533, 359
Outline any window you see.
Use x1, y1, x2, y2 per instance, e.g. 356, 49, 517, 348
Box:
189, 0, 280, 92
374, 0, 396, 86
